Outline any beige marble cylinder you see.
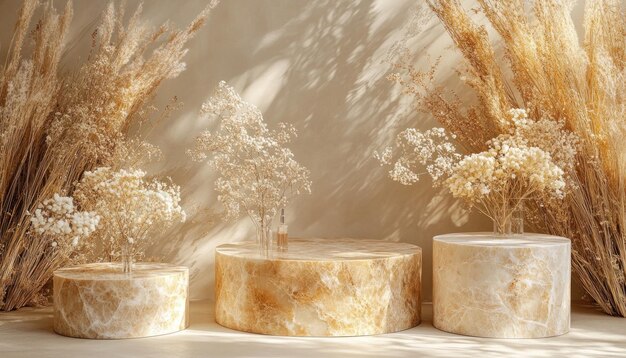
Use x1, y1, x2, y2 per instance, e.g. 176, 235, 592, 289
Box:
433, 233, 570, 338
215, 238, 422, 336
53, 263, 189, 339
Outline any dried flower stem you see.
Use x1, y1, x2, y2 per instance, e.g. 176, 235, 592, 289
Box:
392, 0, 626, 315
189, 81, 312, 234
0, 0, 216, 311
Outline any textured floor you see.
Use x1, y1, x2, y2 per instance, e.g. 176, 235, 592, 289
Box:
1, 301, 625, 358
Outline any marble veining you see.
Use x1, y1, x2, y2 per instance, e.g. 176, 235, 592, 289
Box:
53, 263, 189, 339
433, 233, 570, 338
215, 238, 422, 336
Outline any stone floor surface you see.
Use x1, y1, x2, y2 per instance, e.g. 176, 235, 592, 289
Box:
1, 301, 625, 357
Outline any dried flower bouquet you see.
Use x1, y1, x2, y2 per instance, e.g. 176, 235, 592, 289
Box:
29, 167, 185, 274
189, 81, 311, 253
377, 109, 575, 234
0, 0, 216, 310
73, 167, 186, 273
388, 0, 626, 316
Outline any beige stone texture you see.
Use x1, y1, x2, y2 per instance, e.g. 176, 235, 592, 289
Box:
53, 263, 189, 339
215, 238, 421, 336
0, 0, 588, 303
433, 233, 571, 338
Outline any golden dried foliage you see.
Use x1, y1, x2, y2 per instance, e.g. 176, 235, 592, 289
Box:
0, 0, 217, 311
393, 0, 625, 315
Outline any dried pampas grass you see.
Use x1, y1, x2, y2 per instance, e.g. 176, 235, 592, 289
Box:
392, 0, 625, 316
0, 0, 217, 311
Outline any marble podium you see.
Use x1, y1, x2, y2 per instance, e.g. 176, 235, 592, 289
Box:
53, 263, 189, 339
433, 233, 570, 338
215, 238, 422, 336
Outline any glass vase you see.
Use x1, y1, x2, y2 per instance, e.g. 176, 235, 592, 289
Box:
493, 203, 524, 237
511, 204, 524, 235
492, 215, 512, 236
256, 225, 272, 257
121, 242, 133, 275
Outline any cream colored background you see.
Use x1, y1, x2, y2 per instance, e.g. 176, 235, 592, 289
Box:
0, 0, 586, 302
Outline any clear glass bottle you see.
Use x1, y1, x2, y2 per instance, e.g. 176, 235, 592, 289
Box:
493, 216, 512, 236
493, 202, 524, 237
122, 239, 133, 274
276, 208, 288, 252
511, 204, 524, 235
257, 224, 272, 257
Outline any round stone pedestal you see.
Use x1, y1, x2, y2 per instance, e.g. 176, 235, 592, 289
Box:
215, 238, 422, 336
53, 263, 189, 339
433, 233, 570, 338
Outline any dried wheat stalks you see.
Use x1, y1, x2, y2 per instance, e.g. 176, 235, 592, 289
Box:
0, 0, 217, 311
393, 0, 625, 315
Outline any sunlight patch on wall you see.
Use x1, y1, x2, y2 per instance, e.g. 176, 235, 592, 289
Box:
241, 60, 290, 112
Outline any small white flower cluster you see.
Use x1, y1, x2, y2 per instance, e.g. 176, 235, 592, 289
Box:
445, 153, 495, 198
447, 138, 566, 202
375, 127, 460, 185
377, 108, 574, 220
188, 81, 311, 228
74, 167, 186, 254
504, 108, 578, 172
30, 194, 100, 248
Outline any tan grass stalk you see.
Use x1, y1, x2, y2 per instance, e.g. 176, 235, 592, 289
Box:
0, 0, 217, 311
395, 0, 625, 315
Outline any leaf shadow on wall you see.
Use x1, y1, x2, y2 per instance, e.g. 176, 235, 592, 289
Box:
217, 0, 488, 298
125, 0, 490, 300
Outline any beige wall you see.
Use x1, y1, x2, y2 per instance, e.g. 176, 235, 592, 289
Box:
1, 0, 584, 301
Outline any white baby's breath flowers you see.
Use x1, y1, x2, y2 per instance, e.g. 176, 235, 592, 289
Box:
188, 81, 311, 233
375, 127, 460, 185
377, 108, 576, 231
446, 138, 566, 209
445, 153, 496, 199
30, 193, 100, 248
504, 108, 579, 173
74, 167, 186, 260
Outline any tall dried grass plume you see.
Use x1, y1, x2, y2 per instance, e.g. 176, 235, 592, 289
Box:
391, 0, 625, 316
0, 0, 217, 311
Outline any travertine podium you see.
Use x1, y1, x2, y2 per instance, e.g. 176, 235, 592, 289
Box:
53, 263, 189, 339
215, 238, 422, 336
433, 233, 570, 338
